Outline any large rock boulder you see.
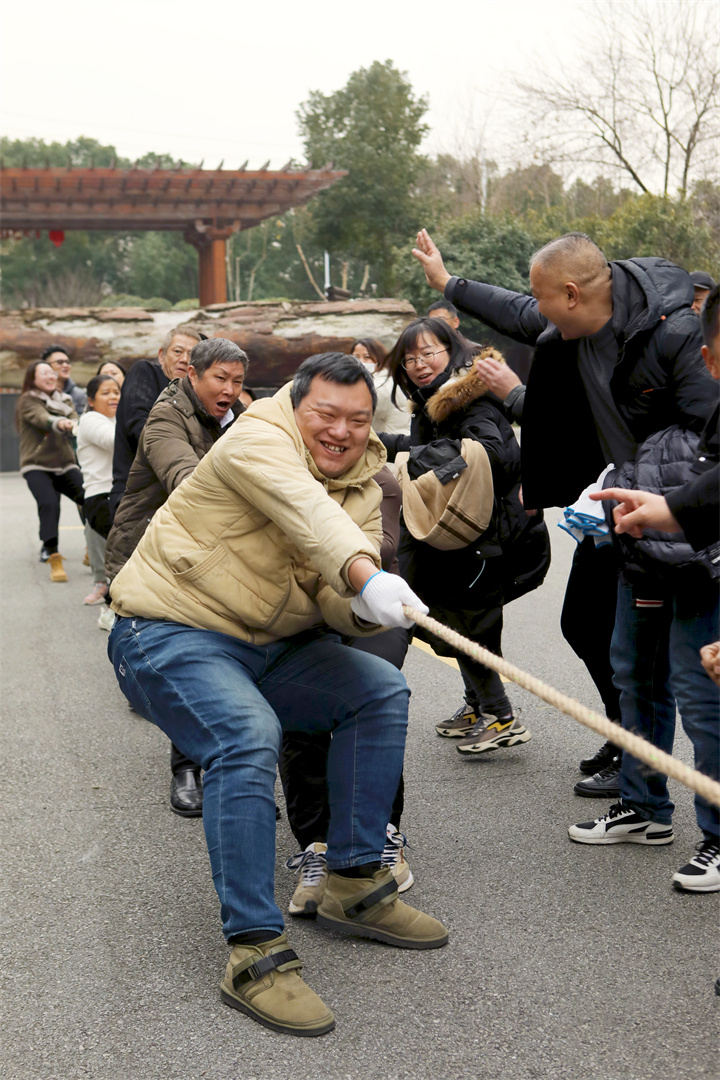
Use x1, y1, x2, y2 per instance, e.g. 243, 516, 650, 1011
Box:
0, 299, 417, 389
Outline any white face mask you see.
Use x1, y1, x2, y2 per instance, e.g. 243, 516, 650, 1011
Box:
358, 359, 376, 373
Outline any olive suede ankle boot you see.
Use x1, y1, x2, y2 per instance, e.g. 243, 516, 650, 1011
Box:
317, 867, 448, 949
220, 933, 335, 1037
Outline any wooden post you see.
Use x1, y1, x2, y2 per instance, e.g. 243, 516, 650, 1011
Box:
184, 225, 236, 306
197, 236, 227, 306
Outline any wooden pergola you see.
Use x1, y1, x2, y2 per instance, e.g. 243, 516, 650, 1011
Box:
0, 165, 346, 306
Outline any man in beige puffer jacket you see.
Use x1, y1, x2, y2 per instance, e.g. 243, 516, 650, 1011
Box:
107, 353, 447, 1038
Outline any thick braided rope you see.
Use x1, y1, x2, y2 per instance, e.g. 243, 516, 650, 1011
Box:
404, 605, 720, 809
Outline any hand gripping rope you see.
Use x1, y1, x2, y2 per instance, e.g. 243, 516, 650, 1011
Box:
403, 605, 720, 809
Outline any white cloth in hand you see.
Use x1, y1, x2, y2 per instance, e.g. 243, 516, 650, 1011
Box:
350, 570, 429, 629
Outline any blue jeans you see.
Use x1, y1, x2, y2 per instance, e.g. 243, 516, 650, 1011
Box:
611, 578, 720, 839
108, 617, 409, 941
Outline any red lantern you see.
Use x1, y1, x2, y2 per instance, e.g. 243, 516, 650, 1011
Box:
48, 230, 65, 247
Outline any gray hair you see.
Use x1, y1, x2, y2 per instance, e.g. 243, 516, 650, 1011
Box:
290, 352, 377, 413
160, 324, 203, 353
531, 232, 609, 288
188, 337, 249, 376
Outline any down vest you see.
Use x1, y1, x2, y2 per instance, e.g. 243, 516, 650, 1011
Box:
605, 424, 720, 584
105, 377, 242, 580
109, 384, 386, 644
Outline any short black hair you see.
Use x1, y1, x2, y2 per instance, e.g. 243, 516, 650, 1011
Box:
189, 337, 248, 377
86, 373, 120, 402
700, 284, 720, 347
40, 344, 70, 362
427, 300, 458, 318
290, 352, 377, 413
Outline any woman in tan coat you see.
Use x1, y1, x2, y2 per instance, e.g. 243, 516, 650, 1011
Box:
15, 359, 85, 582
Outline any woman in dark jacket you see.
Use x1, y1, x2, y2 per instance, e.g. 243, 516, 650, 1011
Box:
383, 317, 548, 756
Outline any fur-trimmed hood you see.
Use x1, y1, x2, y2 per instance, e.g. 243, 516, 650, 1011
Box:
424, 348, 504, 424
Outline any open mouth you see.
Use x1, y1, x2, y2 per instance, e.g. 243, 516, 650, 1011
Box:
319, 441, 347, 456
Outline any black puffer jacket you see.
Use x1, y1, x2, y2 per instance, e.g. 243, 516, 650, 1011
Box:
445, 258, 717, 509
382, 364, 550, 605
604, 423, 719, 585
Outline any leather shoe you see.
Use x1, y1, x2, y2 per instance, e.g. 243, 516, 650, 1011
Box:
579, 739, 619, 775
574, 761, 621, 798
170, 769, 203, 817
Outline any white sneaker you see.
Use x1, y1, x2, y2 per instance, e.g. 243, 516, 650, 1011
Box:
672, 840, 720, 892
286, 842, 328, 916
97, 605, 116, 631
381, 823, 414, 892
568, 801, 674, 845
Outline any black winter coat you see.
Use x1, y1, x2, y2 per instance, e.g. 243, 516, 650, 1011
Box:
445, 258, 717, 509
382, 365, 550, 610
110, 360, 170, 512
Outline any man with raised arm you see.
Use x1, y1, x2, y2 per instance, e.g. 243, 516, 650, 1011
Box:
412, 229, 717, 801
107, 353, 447, 1038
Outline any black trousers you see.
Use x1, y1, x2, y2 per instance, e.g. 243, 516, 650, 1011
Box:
279, 626, 409, 850
24, 468, 84, 548
560, 537, 621, 720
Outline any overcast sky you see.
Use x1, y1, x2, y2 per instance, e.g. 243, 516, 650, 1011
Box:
1, 0, 606, 172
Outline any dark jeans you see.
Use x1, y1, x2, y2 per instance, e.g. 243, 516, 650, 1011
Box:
280, 626, 409, 849
24, 468, 84, 548
612, 577, 720, 839
561, 538, 621, 720
108, 618, 409, 939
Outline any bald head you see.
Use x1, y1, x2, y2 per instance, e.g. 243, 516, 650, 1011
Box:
531, 233, 610, 290
529, 233, 613, 340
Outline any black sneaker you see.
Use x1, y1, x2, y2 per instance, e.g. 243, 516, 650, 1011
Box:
672, 839, 720, 892
579, 739, 619, 775
568, 802, 674, 845
435, 701, 480, 738
574, 760, 621, 798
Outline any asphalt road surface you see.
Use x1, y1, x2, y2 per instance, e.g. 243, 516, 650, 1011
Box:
2, 473, 718, 1080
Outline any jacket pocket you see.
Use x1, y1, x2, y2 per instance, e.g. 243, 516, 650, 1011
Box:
170, 544, 227, 582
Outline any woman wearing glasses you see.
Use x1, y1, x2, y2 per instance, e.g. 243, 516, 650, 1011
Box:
382, 317, 549, 756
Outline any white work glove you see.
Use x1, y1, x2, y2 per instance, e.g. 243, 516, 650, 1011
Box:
350, 570, 429, 630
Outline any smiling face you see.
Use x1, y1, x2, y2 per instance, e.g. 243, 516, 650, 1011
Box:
188, 360, 245, 420
34, 362, 58, 395
402, 331, 450, 388
159, 334, 199, 380
46, 350, 71, 387
293, 374, 374, 478
89, 378, 121, 418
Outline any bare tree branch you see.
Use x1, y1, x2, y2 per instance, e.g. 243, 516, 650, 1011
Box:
516, 0, 719, 196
